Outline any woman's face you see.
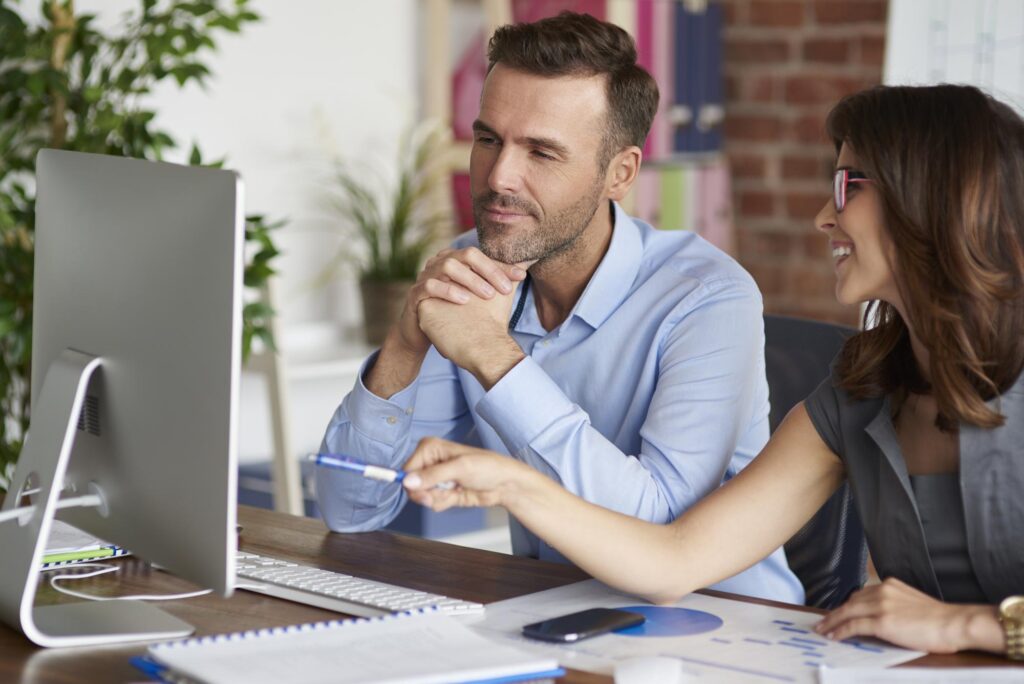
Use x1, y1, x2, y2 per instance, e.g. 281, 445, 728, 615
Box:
815, 143, 901, 308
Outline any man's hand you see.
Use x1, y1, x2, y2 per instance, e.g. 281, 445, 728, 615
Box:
366, 247, 526, 398
393, 246, 526, 357
418, 286, 526, 389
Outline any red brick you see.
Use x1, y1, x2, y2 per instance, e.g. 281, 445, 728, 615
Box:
752, 229, 801, 256
749, 0, 806, 27
729, 152, 767, 179
739, 190, 777, 217
788, 114, 830, 144
814, 1, 887, 25
803, 231, 831, 259
784, 75, 867, 105
802, 37, 850, 64
745, 263, 788, 294
859, 35, 886, 67
748, 74, 780, 102
782, 154, 829, 180
789, 265, 838, 296
724, 0, 741, 24
724, 113, 783, 141
786, 191, 828, 220
725, 74, 741, 101
720, 0, 744, 25
725, 37, 791, 63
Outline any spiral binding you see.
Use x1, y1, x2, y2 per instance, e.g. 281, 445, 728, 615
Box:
150, 605, 443, 651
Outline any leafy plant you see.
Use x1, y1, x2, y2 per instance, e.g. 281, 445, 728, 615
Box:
327, 121, 450, 283
0, 0, 283, 489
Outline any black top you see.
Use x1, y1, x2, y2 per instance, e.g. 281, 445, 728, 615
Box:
908, 473, 986, 603
803, 366, 1024, 604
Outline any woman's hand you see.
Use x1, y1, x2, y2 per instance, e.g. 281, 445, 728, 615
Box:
402, 437, 542, 511
814, 577, 1002, 654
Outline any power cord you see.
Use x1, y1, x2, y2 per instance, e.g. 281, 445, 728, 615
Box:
44, 563, 213, 602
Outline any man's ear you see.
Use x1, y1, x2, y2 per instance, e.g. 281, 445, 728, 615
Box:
606, 146, 642, 201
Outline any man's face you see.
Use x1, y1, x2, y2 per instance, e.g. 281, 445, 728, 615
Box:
470, 64, 611, 265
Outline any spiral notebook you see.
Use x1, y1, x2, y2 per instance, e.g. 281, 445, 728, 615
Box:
145, 609, 563, 684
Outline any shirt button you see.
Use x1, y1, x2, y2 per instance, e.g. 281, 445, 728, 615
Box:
386, 416, 398, 425
542, 339, 551, 346
405, 408, 414, 415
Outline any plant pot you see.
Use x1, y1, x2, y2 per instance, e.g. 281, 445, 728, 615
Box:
359, 279, 414, 347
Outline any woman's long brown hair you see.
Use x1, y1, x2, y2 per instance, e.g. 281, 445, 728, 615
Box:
828, 85, 1024, 429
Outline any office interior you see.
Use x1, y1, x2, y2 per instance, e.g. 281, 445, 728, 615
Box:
3, 0, 1011, 590
6, 0, 991, 549
6, 0, 1024, 679
90, 0, 894, 549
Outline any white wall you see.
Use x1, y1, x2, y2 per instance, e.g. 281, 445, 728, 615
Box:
27, 1, 421, 461
148, 0, 419, 335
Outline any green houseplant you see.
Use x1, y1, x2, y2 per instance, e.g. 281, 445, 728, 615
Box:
328, 122, 451, 345
0, 0, 282, 490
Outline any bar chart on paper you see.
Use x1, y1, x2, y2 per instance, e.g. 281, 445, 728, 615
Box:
471, 580, 922, 683
886, 0, 1024, 114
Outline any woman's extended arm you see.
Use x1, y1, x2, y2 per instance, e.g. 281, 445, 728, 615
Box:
404, 403, 845, 604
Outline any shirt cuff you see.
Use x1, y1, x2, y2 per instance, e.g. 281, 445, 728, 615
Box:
345, 351, 419, 446
475, 355, 577, 453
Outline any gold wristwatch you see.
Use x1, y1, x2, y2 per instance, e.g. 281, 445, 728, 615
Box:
1000, 595, 1024, 660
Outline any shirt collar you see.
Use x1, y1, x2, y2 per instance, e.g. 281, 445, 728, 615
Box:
570, 201, 644, 330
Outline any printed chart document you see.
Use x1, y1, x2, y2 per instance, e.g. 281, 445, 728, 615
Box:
471, 580, 923, 683
146, 611, 561, 684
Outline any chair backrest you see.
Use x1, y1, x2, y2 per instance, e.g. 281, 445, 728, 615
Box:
764, 315, 868, 609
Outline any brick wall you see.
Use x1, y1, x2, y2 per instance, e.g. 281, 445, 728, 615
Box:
722, 0, 888, 326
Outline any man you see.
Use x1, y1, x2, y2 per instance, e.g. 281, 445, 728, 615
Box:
317, 12, 803, 603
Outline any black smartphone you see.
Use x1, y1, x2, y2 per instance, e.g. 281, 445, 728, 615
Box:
521, 608, 645, 643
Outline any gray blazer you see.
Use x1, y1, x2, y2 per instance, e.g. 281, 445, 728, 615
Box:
804, 370, 1024, 603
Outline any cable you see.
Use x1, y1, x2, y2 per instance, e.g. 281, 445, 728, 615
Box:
0, 492, 104, 525
44, 563, 213, 602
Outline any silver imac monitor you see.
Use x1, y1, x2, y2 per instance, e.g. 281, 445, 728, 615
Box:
0, 149, 243, 647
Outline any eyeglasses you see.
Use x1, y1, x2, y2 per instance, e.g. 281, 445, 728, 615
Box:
833, 169, 872, 213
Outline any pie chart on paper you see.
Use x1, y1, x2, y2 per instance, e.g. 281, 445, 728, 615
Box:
615, 606, 724, 637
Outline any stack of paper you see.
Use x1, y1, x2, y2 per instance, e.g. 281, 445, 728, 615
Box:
43, 520, 128, 567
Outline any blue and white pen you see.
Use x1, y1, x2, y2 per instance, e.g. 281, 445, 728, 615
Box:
307, 453, 455, 489
307, 453, 406, 483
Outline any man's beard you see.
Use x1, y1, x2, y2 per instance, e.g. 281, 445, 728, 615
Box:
471, 179, 605, 265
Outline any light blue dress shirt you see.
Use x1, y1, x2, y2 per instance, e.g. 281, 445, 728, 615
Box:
317, 202, 804, 604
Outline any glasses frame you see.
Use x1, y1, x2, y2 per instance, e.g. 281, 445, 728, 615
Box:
833, 169, 872, 213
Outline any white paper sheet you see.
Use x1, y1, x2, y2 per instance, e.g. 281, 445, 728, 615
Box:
472, 580, 923, 683
820, 667, 1024, 683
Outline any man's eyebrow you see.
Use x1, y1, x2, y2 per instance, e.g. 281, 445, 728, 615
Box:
472, 120, 498, 136
471, 120, 570, 158
522, 136, 569, 158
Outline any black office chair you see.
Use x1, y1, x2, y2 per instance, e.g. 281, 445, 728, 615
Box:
764, 315, 868, 609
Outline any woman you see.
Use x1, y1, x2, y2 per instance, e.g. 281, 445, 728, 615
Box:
402, 85, 1024, 657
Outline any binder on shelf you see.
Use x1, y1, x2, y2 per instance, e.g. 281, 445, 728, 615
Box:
672, 1, 724, 154
141, 609, 563, 684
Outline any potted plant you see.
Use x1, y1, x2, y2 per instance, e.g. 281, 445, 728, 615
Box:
328, 122, 451, 346
0, 0, 282, 491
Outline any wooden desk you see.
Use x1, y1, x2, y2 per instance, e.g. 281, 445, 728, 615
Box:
0, 506, 1014, 683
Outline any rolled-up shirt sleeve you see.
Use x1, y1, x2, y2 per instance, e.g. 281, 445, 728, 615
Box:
316, 347, 474, 531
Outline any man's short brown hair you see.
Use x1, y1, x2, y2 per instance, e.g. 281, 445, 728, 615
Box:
487, 11, 659, 168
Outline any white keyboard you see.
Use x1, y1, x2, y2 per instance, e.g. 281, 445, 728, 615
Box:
235, 552, 485, 618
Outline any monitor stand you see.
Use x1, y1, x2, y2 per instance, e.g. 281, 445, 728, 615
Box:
0, 349, 193, 647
